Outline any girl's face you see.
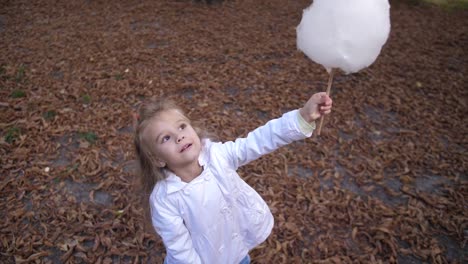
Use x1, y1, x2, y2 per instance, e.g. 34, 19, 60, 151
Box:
142, 109, 202, 172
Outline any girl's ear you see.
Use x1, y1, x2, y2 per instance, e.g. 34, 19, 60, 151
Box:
155, 159, 166, 168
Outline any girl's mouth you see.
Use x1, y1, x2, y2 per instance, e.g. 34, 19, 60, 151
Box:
180, 144, 192, 153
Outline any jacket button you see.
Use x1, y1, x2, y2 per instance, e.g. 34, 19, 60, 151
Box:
218, 245, 225, 252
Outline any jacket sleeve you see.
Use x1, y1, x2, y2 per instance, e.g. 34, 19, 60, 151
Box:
150, 193, 202, 264
218, 109, 313, 169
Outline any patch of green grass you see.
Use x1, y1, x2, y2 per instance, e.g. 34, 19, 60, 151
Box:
67, 163, 79, 172
115, 74, 124, 81
5, 127, 21, 143
420, 0, 468, 8
78, 131, 98, 144
43, 110, 57, 120
15, 64, 26, 82
0, 65, 5, 76
81, 94, 91, 104
406, 0, 420, 5
10, 90, 26, 98
448, 0, 468, 8
0, 65, 9, 83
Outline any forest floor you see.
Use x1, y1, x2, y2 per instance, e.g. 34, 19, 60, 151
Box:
1, 0, 467, 263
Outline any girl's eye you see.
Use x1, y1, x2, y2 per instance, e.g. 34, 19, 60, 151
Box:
161, 136, 170, 143
179, 123, 186, 130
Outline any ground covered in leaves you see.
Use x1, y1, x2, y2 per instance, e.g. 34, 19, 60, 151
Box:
1, 0, 467, 263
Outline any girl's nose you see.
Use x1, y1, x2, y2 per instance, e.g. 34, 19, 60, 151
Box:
177, 135, 184, 143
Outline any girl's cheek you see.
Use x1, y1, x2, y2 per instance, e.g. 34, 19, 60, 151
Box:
153, 144, 166, 156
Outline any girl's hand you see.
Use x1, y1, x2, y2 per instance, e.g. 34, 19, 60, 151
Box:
299, 92, 333, 123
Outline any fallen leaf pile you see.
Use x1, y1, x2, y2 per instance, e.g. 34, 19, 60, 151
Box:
1, 0, 466, 263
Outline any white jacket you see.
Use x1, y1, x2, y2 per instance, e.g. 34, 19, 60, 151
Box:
150, 110, 314, 264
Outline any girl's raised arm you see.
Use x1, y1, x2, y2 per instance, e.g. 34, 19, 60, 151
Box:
217, 109, 311, 169
216, 92, 332, 169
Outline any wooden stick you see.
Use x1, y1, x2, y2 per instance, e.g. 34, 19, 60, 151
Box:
316, 68, 335, 136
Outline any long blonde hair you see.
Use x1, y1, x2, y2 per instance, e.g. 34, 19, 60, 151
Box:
134, 98, 212, 230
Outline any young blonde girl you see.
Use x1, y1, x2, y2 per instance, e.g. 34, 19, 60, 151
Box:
134, 93, 332, 263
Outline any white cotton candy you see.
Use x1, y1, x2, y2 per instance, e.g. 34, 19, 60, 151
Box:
297, 0, 391, 74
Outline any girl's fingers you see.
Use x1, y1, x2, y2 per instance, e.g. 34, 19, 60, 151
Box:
320, 105, 332, 115
320, 105, 332, 111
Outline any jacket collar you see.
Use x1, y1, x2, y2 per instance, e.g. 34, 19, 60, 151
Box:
164, 171, 186, 194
